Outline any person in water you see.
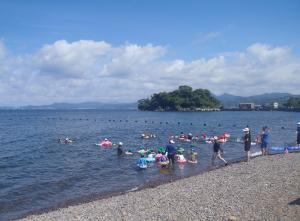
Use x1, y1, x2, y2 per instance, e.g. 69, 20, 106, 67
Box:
138, 154, 148, 168
165, 140, 177, 166
160, 152, 168, 161
243, 127, 251, 161
179, 132, 185, 139
189, 147, 198, 162
260, 126, 269, 156
117, 142, 123, 156
212, 136, 227, 166
187, 133, 193, 140
297, 122, 300, 146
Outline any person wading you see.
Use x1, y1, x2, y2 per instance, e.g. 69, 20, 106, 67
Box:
165, 139, 177, 166
243, 128, 251, 161
297, 122, 300, 146
212, 136, 227, 166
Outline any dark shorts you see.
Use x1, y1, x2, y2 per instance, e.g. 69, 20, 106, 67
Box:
213, 147, 219, 153
244, 144, 251, 151
297, 136, 300, 145
261, 142, 268, 148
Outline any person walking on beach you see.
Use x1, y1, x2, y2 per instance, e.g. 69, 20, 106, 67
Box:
212, 136, 227, 166
165, 140, 177, 166
260, 126, 269, 156
297, 122, 300, 146
243, 128, 251, 161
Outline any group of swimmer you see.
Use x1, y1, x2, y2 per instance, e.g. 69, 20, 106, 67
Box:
59, 121, 300, 169
98, 132, 231, 169
134, 139, 199, 169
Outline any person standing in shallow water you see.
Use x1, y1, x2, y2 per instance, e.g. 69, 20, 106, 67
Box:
260, 126, 269, 156
243, 128, 251, 161
297, 122, 300, 146
117, 142, 123, 156
165, 140, 177, 166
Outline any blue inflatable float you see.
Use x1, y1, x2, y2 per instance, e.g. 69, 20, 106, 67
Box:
270, 146, 300, 152
287, 146, 300, 151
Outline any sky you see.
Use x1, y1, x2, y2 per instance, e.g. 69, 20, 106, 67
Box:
0, 0, 300, 106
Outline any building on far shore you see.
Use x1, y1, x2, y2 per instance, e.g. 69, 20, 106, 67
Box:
254, 104, 262, 110
239, 103, 255, 110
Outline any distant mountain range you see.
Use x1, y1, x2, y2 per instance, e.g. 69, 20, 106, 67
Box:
0, 92, 299, 110
18, 102, 137, 110
216, 93, 299, 108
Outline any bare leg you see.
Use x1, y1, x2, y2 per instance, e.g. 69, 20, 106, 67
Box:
217, 152, 227, 164
211, 153, 217, 166
246, 151, 250, 161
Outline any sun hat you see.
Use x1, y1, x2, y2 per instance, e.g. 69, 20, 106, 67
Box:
169, 139, 175, 144
243, 128, 250, 132
297, 122, 300, 125
118, 142, 123, 146
104, 138, 108, 141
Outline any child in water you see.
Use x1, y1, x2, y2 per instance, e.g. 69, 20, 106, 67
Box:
137, 154, 148, 168
117, 142, 123, 156
159, 152, 169, 167
189, 147, 198, 163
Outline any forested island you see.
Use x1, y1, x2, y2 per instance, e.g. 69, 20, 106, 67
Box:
138, 86, 221, 111
285, 97, 300, 108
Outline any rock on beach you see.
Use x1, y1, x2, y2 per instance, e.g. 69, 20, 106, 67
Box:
19, 153, 300, 221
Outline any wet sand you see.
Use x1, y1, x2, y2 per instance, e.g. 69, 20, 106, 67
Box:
18, 153, 300, 221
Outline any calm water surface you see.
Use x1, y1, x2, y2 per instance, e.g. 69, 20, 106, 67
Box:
0, 110, 298, 220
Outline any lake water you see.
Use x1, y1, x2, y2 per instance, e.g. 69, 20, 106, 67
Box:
0, 110, 298, 220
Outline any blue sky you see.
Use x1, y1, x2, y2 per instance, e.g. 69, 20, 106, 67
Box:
1, 0, 299, 58
0, 0, 299, 105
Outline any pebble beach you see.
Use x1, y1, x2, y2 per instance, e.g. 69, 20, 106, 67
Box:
18, 153, 300, 221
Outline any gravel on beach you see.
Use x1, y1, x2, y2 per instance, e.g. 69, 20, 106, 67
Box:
19, 153, 300, 221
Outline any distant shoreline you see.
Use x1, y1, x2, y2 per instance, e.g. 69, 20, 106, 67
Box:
1, 108, 299, 112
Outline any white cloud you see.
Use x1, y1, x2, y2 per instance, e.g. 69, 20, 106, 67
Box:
35, 40, 112, 78
0, 40, 299, 106
247, 43, 291, 63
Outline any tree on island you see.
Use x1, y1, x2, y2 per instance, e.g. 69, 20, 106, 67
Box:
284, 97, 300, 108
138, 85, 221, 111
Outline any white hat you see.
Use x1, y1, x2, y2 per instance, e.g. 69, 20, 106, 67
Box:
213, 136, 218, 140
297, 122, 300, 125
243, 128, 250, 132
169, 139, 175, 144
104, 138, 108, 141
118, 142, 123, 146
